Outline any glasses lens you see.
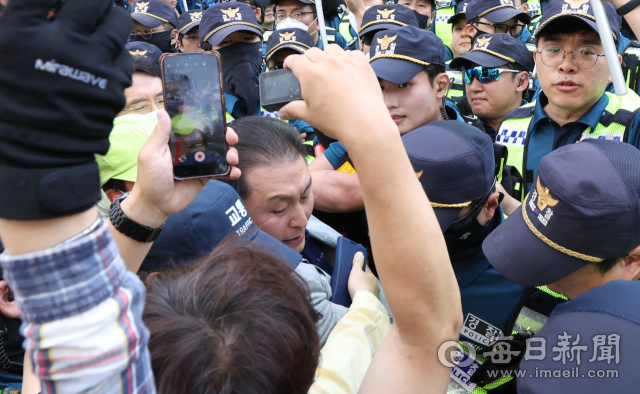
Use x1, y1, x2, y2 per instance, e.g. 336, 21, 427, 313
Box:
495, 24, 508, 34
464, 68, 475, 84
575, 46, 598, 68
131, 102, 151, 113
541, 45, 564, 67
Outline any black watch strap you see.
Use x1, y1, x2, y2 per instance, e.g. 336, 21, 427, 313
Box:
109, 192, 164, 243
618, 0, 640, 16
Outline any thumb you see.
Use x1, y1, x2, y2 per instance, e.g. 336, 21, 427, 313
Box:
351, 252, 365, 272
279, 99, 310, 122
146, 109, 171, 150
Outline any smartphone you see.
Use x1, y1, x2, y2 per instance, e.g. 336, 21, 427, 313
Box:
330, 236, 368, 308
160, 52, 230, 180
259, 69, 303, 113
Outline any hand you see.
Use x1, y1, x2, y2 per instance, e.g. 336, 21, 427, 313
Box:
348, 252, 380, 299
280, 45, 395, 146
121, 110, 240, 228
495, 181, 521, 216
0, 0, 133, 220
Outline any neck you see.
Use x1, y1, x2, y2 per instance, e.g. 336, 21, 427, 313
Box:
543, 94, 601, 127
312, 30, 319, 45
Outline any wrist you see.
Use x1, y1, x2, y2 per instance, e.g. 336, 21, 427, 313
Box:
120, 189, 168, 229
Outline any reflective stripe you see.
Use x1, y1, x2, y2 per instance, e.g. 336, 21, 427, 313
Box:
446, 68, 465, 98
339, 15, 353, 42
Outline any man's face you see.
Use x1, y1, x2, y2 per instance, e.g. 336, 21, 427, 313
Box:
244, 156, 314, 253
117, 72, 163, 117
264, 4, 275, 25
451, 19, 471, 58
397, 0, 433, 17
268, 48, 298, 69
472, 16, 524, 39
274, 0, 318, 39
535, 29, 611, 114
211, 31, 261, 50
466, 63, 527, 122
379, 70, 442, 135
180, 27, 202, 53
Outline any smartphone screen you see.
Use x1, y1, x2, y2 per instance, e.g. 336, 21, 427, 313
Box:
259, 69, 302, 112
162, 53, 229, 179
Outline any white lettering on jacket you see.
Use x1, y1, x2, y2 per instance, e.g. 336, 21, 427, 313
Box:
34, 59, 108, 89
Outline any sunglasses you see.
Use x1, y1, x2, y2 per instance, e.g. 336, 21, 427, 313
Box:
463, 66, 520, 84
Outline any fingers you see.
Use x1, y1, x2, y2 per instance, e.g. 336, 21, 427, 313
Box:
226, 127, 239, 146
146, 110, 172, 151
226, 147, 239, 166
92, 6, 133, 58
279, 100, 309, 122
351, 252, 365, 271
56, 0, 113, 34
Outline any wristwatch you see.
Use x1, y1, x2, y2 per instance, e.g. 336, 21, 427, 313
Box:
109, 192, 164, 243
618, 0, 640, 16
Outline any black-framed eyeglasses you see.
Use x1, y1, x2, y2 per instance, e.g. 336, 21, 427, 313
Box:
274, 11, 315, 23
446, 178, 498, 233
129, 26, 171, 40
536, 44, 605, 69
473, 21, 525, 38
269, 62, 285, 71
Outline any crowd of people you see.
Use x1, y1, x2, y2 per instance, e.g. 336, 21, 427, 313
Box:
0, 0, 640, 393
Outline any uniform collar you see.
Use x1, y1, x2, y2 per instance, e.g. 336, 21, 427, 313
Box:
224, 92, 261, 117
532, 91, 609, 132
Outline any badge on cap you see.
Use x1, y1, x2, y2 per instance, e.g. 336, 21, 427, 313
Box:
191, 11, 203, 21
563, 0, 590, 13
474, 36, 492, 50
135, 1, 149, 13
279, 31, 296, 42
375, 34, 397, 55
376, 8, 396, 20
462, 3, 468, 12
129, 49, 148, 56
529, 178, 560, 227
222, 7, 242, 22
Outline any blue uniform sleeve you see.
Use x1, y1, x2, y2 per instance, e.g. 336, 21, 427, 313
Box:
289, 118, 314, 134
444, 45, 453, 62
323, 141, 348, 169
627, 110, 640, 149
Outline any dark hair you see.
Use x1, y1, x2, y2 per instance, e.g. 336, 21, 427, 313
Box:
133, 55, 161, 78
423, 64, 447, 87
102, 178, 128, 193
592, 256, 625, 274
144, 237, 321, 394
228, 116, 306, 199
534, 18, 619, 51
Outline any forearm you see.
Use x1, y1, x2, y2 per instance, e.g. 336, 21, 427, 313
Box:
611, 0, 640, 38
312, 171, 365, 212
344, 0, 366, 31
0, 220, 154, 394
340, 120, 462, 344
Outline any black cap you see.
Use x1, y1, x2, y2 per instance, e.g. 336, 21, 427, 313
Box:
369, 26, 445, 85
265, 28, 314, 61
535, 0, 619, 42
449, 33, 534, 72
199, 2, 263, 46
124, 41, 163, 62
402, 121, 495, 232
142, 181, 302, 272
483, 140, 640, 287
358, 5, 419, 39
130, 0, 178, 28
466, 0, 530, 24
177, 9, 204, 34
447, 0, 472, 25
518, 280, 640, 392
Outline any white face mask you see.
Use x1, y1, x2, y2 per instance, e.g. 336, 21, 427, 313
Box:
276, 17, 317, 36
365, 51, 370, 61
144, 109, 159, 124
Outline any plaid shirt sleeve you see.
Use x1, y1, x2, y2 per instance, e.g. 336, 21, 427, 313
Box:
0, 219, 156, 394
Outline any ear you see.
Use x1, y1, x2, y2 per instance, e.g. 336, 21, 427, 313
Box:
465, 24, 477, 40
105, 189, 122, 202
478, 192, 500, 225
515, 71, 529, 92
255, 7, 263, 23
625, 244, 640, 280
523, 3, 529, 13
435, 73, 450, 99
607, 54, 624, 84
146, 271, 160, 286
0, 281, 19, 319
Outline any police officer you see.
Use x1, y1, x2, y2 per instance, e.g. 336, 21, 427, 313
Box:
263, 27, 316, 139
358, 4, 419, 56
449, 33, 533, 140
479, 139, 640, 392
432, 0, 457, 48
199, 3, 264, 119
175, 9, 203, 52
271, 0, 348, 49
402, 121, 524, 393
465, 0, 531, 45
444, 0, 471, 100
129, 0, 179, 53
495, 0, 640, 210
395, 0, 434, 30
